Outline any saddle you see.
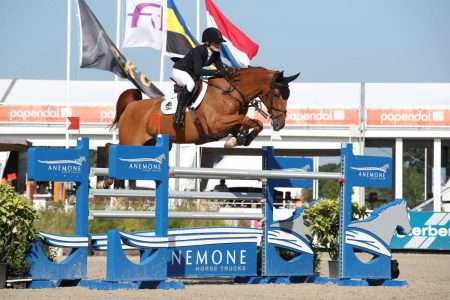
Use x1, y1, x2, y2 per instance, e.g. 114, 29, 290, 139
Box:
161, 80, 208, 115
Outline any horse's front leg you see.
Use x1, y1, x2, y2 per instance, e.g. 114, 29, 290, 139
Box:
225, 116, 263, 147
238, 116, 264, 146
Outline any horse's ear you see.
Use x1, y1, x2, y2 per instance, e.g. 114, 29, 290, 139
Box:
274, 71, 284, 83
282, 72, 300, 84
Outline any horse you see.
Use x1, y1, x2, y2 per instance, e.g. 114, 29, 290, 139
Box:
112, 67, 299, 147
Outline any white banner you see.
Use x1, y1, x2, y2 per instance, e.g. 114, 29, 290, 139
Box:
123, 0, 163, 49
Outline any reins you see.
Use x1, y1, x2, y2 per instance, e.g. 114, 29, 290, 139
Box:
204, 70, 285, 119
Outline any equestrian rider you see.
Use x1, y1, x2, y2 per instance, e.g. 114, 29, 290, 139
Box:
172, 27, 226, 129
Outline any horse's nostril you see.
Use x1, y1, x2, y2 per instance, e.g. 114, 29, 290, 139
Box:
272, 119, 284, 131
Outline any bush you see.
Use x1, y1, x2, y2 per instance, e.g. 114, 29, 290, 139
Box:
0, 182, 37, 276
303, 198, 367, 260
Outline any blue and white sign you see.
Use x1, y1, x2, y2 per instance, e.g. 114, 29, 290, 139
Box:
27, 138, 89, 182
391, 212, 450, 251
347, 155, 392, 188
265, 155, 313, 188
168, 243, 257, 277
109, 136, 169, 181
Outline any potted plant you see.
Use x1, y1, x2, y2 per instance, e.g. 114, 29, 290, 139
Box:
0, 182, 37, 287
303, 198, 367, 277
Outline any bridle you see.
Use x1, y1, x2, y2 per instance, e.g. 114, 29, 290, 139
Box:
207, 71, 288, 120
259, 71, 288, 121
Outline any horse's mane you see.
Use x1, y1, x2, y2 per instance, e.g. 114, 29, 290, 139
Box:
231, 66, 274, 83
234, 66, 269, 75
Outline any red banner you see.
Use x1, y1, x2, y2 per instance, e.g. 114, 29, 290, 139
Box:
367, 109, 450, 126
0, 105, 115, 124
255, 108, 359, 126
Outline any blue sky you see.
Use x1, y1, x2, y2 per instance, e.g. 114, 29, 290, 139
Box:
1, 0, 450, 82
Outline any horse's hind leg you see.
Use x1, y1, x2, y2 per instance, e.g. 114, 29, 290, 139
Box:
96, 143, 114, 188
118, 106, 153, 146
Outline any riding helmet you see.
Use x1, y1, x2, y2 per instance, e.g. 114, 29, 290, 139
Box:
202, 27, 226, 43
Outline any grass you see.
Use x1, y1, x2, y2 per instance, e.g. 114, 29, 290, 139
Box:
35, 203, 227, 234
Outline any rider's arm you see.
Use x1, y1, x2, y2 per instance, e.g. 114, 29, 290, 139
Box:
192, 47, 222, 77
212, 53, 225, 72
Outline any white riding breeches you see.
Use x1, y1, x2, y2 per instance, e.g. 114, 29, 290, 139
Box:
172, 68, 195, 92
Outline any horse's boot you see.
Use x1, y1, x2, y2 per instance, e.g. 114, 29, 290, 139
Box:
173, 87, 191, 129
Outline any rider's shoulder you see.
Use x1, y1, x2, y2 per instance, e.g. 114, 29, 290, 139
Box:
192, 44, 208, 53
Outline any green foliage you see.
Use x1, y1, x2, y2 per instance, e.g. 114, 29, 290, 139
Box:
303, 198, 367, 260
319, 163, 340, 173
319, 180, 340, 200
403, 167, 424, 208
89, 218, 155, 234
319, 163, 341, 199
36, 208, 226, 235
36, 209, 75, 235
0, 182, 37, 275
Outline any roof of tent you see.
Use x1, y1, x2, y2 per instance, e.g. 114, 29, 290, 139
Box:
0, 138, 31, 151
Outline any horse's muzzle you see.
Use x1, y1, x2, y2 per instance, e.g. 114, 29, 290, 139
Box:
272, 118, 285, 131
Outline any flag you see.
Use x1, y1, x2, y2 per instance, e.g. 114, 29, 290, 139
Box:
166, 0, 198, 56
123, 0, 163, 49
67, 116, 80, 130
77, 0, 164, 98
205, 0, 259, 67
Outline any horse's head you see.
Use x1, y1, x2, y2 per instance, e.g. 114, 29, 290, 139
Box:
395, 200, 412, 235
259, 70, 299, 131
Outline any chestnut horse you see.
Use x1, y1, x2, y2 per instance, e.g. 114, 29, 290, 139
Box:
112, 67, 299, 147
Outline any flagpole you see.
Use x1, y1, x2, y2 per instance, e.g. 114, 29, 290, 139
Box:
196, 0, 200, 40
195, 0, 201, 192
65, 0, 72, 149
113, 0, 122, 144
159, 0, 168, 81
115, 0, 122, 81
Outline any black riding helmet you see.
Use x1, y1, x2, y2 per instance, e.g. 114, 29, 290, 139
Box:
202, 27, 226, 44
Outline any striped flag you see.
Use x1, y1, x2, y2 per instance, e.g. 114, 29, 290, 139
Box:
166, 0, 199, 56
122, 0, 198, 57
205, 0, 259, 67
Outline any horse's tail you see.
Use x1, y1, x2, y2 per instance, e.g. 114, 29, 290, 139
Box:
111, 88, 142, 128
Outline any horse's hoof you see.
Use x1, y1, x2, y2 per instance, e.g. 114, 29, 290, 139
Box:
96, 178, 113, 189
96, 181, 106, 189
224, 137, 237, 148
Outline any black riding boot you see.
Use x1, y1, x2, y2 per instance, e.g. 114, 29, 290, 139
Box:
173, 87, 191, 129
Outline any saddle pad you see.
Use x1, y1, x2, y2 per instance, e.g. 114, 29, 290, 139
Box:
161, 81, 208, 115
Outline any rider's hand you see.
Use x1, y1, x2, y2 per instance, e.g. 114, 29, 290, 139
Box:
215, 69, 226, 77
223, 66, 235, 79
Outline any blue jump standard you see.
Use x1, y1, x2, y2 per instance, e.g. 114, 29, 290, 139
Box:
26, 135, 411, 289
26, 138, 90, 288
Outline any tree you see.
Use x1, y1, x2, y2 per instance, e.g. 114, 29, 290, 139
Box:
319, 163, 340, 199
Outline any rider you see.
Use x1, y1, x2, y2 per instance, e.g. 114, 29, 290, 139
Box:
172, 27, 227, 129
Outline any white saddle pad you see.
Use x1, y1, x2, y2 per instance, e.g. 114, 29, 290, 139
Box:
161, 81, 208, 115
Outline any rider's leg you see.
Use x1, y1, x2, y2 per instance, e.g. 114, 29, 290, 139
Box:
172, 69, 194, 129
174, 87, 191, 129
